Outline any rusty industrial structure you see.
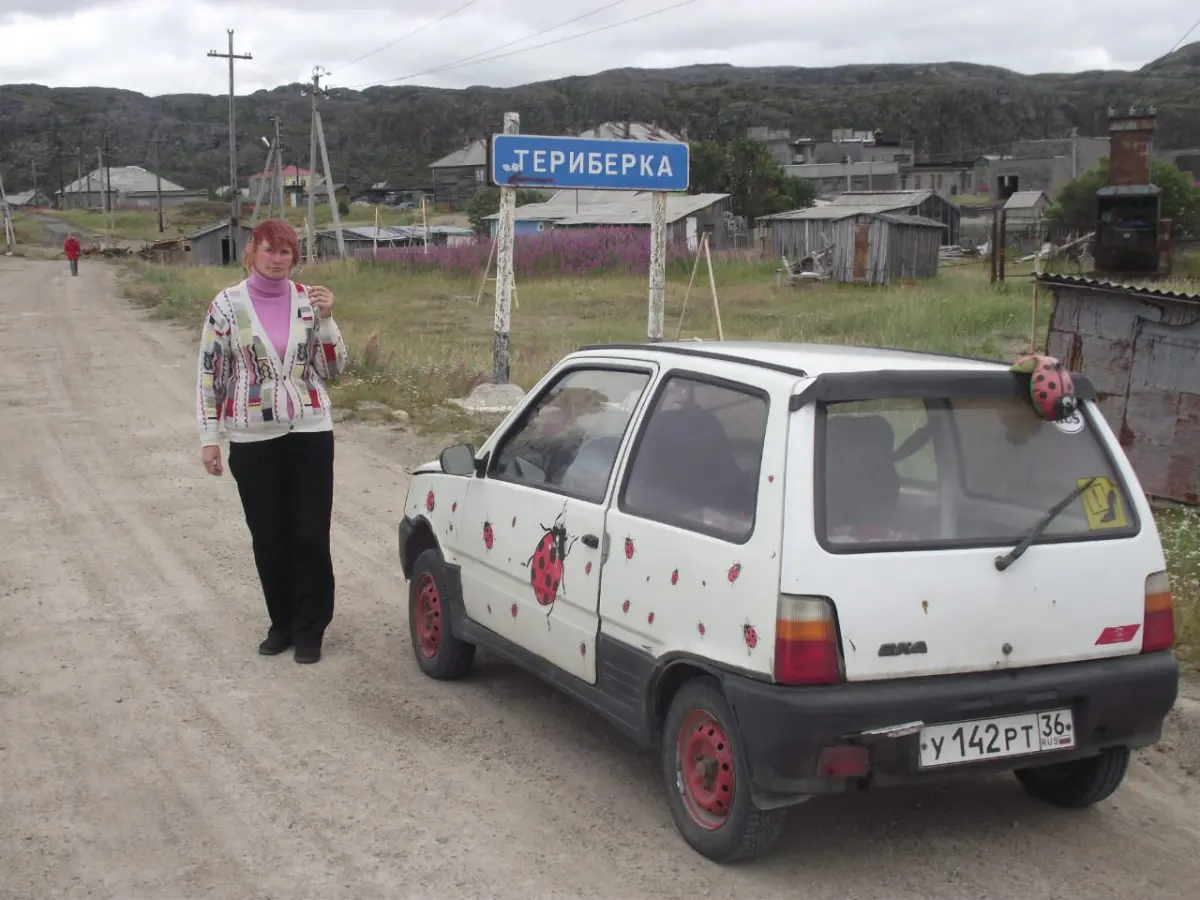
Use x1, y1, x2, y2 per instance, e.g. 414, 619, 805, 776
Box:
1040, 273, 1200, 505
1093, 105, 1172, 278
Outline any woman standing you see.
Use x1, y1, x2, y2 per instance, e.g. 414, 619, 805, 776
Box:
195, 219, 348, 664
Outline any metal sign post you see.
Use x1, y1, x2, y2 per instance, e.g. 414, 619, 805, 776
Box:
488, 130, 690, 350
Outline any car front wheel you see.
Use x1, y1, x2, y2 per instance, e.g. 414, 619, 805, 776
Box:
1014, 746, 1130, 808
408, 547, 475, 680
660, 676, 787, 863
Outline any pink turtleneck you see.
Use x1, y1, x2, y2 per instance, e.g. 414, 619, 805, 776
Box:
247, 268, 296, 419
247, 268, 293, 360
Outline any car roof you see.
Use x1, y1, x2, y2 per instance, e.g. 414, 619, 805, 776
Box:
573, 340, 1009, 378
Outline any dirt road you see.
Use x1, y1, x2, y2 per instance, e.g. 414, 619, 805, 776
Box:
1, 257, 1198, 900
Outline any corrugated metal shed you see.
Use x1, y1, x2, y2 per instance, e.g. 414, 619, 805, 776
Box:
1040, 273, 1200, 504
829, 190, 936, 210
1003, 190, 1048, 210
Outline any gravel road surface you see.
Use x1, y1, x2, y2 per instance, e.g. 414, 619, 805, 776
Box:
1, 258, 1198, 900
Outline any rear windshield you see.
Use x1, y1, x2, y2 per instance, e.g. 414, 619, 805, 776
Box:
817, 396, 1139, 550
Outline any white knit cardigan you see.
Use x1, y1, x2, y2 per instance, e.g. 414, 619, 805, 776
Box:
196, 278, 349, 447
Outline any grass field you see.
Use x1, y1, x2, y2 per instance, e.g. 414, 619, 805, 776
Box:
37, 202, 467, 245
119, 250, 1200, 664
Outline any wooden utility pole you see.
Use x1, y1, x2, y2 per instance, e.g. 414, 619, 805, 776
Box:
74, 147, 82, 211
151, 136, 165, 232
306, 66, 345, 261
493, 112, 519, 384
271, 116, 285, 218
250, 137, 276, 227
208, 29, 252, 263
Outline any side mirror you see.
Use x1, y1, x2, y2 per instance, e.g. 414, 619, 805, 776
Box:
439, 443, 477, 477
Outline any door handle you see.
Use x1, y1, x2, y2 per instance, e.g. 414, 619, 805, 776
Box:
581, 533, 600, 548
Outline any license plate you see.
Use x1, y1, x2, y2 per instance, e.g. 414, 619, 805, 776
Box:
918, 709, 1076, 768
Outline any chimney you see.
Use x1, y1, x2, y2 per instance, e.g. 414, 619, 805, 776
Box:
1107, 104, 1157, 186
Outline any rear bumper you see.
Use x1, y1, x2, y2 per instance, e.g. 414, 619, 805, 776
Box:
722, 651, 1180, 808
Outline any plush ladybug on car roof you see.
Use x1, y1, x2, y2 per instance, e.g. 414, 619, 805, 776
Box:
1009, 354, 1078, 422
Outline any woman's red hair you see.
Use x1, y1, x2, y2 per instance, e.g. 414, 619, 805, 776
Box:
242, 218, 301, 273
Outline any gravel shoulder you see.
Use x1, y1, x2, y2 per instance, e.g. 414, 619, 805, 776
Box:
1, 257, 1198, 900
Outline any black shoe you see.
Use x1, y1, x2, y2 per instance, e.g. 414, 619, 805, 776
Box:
258, 629, 292, 656
293, 642, 322, 664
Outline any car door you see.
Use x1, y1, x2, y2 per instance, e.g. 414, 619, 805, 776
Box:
456, 361, 656, 683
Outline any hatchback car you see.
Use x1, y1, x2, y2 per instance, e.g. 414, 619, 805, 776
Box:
396, 340, 1180, 863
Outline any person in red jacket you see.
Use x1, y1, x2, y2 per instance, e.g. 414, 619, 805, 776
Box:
63, 234, 81, 275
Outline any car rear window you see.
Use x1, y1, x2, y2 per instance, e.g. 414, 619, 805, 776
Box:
817, 395, 1139, 549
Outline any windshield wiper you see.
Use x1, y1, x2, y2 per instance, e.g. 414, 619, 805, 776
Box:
994, 477, 1097, 572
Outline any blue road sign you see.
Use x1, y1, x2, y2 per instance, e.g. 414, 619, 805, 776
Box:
490, 134, 690, 192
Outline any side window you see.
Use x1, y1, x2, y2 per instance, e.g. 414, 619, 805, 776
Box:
621, 374, 768, 542
490, 367, 650, 503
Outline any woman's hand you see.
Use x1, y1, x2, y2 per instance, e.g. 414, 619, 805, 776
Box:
202, 445, 224, 476
309, 285, 334, 318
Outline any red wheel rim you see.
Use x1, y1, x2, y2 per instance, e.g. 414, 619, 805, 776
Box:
675, 708, 736, 830
415, 573, 442, 659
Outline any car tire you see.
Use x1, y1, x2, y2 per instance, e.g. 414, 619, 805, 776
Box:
1014, 746, 1131, 808
660, 676, 787, 863
409, 547, 475, 680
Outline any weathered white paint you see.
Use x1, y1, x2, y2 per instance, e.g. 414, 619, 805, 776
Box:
647, 190, 667, 342
493, 112, 519, 384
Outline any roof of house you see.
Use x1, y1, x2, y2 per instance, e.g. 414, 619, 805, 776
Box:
250, 166, 310, 179
573, 121, 683, 143
1003, 190, 1048, 209
762, 205, 943, 227
60, 165, 191, 194
430, 139, 487, 169
829, 189, 938, 209
187, 219, 255, 240
570, 340, 1006, 378
1034, 273, 1200, 302
483, 190, 728, 224
2, 190, 42, 206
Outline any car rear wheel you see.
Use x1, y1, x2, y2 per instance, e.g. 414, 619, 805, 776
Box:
408, 547, 475, 680
1014, 746, 1130, 808
660, 676, 787, 863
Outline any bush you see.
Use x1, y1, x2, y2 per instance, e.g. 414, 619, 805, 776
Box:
364, 227, 695, 278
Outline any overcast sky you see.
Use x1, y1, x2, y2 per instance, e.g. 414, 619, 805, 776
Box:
1, 0, 1198, 96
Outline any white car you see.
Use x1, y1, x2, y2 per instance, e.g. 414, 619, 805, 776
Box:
396, 340, 1180, 863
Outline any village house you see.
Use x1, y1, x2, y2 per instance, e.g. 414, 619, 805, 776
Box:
57, 165, 206, 210
2, 189, 53, 209
301, 177, 351, 207
899, 158, 988, 196
247, 165, 311, 208
142, 219, 254, 267
760, 205, 944, 284
429, 139, 488, 210
481, 189, 732, 250
824, 189, 961, 245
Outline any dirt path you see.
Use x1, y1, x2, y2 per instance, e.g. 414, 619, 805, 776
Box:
1, 257, 1198, 900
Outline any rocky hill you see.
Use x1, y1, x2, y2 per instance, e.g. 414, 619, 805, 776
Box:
3, 45, 1200, 198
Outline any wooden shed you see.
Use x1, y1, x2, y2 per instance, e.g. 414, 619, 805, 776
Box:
1040, 273, 1200, 504
761, 206, 944, 284
828, 189, 961, 246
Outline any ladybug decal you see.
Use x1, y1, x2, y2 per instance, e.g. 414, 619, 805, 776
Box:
579, 642, 587, 657
483, 521, 495, 550
648, 611, 656, 625
698, 622, 706, 636
624, 537, 635, 560
743, 623, 758, 652
585, 562, 593, 575
510, 603, 518, 618
524, 505, 576, 622
425, 490, 435, 513
671, 569, 679, 586
1010, 354, 1078, 422
621, 599, 630, 614
728, 562, 742, 583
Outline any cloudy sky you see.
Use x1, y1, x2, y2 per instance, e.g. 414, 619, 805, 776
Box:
1, 0, 1198, 96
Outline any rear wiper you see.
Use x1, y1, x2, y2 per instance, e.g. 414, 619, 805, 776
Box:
994, 477, 1097, 572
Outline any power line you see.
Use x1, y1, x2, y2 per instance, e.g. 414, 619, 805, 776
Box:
348, 0, 630, 88
333, 0, 486, 75
346, 0, 699, 90
1165, 14, 1200, 56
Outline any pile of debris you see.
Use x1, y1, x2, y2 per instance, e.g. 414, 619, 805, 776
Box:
775, 244, 834, 287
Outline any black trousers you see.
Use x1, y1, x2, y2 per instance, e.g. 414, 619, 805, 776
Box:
227, 430, 336, 648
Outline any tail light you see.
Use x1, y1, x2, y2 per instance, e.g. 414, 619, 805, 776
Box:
774, 594, 842, 685
1141, 571, 1175, 653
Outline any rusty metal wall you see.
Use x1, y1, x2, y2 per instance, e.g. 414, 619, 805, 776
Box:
1044, 279, 1200, 504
